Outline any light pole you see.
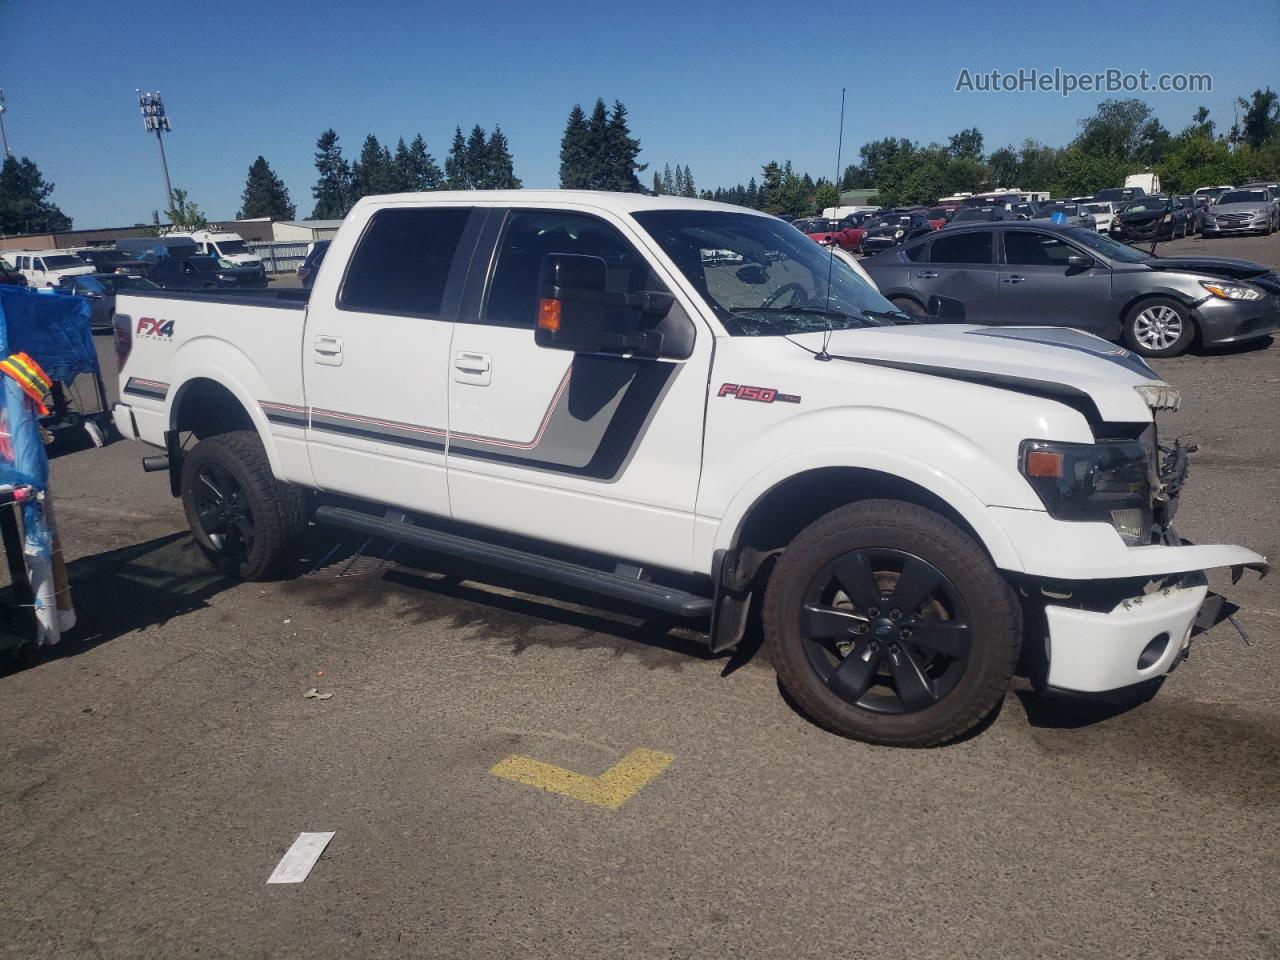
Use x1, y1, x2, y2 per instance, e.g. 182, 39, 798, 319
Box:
0, 89, 10, 157
137, 90, 173, 214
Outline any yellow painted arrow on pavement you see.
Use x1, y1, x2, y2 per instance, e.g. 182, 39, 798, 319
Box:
491, 748, 673, 811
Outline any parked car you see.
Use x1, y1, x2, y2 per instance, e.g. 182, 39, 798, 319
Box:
1176, 196, 1204, 234
56, 273, 161, 331
1093, 186, 1145, 206
793, 217, 846, 248
860, 221, 1280, 357
925, 205, 960, 229
147, 256, 268, 291
1081, 201, 1119, 233
75, 248, 145, 274
960, 192, 1022, 208
110, 190, 1266, 747
1033, 202, 1098, 230
1109, 195, 1191, 242
946, 205, 1015, 226
1191, 185, 1233, 205
1201, 188, 1277, 236
11, 251, 94, 287
823, 211, 882, 252
859, 211, 934, 253
297, 240, 330, 288
0, 260, 28, 286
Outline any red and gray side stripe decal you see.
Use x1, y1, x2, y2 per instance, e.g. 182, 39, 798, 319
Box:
123, 377, 169, 401
258, 357, 672, 481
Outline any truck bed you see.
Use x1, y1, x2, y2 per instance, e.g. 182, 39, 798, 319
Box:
120, 287, 311, 310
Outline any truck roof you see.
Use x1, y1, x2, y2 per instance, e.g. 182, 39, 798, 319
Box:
347, 190, 772, 218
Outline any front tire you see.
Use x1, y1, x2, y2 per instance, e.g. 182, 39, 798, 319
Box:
888, 295, 927, 319
1123, 297, 1195, 357
181, 431, 305, 580
763, 500, 1020, 747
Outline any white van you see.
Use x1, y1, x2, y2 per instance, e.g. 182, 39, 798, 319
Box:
13, 251, 94, 287
1124, 173, 1161, 195
169, 231, 263, 269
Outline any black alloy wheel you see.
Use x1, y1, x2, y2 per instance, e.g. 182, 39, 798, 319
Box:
798, 548, 970, 714
191, 461, 255, 563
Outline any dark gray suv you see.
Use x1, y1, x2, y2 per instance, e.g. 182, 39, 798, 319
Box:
861, 222, 1280, 357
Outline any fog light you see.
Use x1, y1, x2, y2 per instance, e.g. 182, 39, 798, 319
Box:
1111, 508, 1148, 545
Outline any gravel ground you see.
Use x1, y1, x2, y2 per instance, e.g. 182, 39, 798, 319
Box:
1, 232, 1277, 960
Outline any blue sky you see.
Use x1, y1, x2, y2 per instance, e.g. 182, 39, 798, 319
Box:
4, 0, 1278, 228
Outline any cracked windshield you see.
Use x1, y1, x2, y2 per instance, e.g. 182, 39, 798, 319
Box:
634, 210, 902, 335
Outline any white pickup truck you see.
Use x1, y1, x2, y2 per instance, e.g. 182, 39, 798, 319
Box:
110, 191, 1267, 746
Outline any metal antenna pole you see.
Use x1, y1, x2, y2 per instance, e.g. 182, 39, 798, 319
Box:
0, 89, 10, 157
137, 90, 174, 213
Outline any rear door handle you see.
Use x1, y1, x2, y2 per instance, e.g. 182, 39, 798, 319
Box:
313, 335, 343, 366
1001, 275, 1026, 284
916, 271, 938, 279
454, 351, 491, 385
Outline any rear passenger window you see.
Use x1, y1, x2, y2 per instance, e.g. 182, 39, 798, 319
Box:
904, 242, 928, 263
339, 207, 472, 316
1003, 232, 1075, 266
483, 210, 664, 328
930, 232, 993, 264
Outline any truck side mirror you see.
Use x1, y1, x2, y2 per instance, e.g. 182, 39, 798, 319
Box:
928, 295, 967, 323
535, 253, 667, 356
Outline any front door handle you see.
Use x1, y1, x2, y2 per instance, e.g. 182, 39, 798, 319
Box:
313, 335, 343, 366
454, 351, 492, 386
916, 271, 938, 279
1001, 275, 1026, 284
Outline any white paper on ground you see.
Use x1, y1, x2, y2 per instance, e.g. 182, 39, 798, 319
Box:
267, 831, 335, 884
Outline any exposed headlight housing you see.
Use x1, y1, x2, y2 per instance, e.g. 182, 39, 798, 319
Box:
894, 229, 904, 238
1020, 439, 1153, 546
1134, 383, 1181, 411
1199, 280, 1263, 301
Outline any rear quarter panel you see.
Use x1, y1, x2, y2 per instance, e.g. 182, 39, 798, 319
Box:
116, 293, 312, 486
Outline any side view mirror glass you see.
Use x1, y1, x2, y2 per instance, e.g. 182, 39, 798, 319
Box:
535, 253, 670, 357
927, 295, 967, 323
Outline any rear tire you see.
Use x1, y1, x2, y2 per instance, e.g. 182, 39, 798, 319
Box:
181, 431, 305, 580
763, 500, 1020, 747
1123, 297, 1195, 357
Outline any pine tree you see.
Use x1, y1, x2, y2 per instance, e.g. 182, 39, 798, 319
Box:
465, 125, 489, 189
559, 104, 591, 188
682, 164, 696, 198
445, 126, 468, 189
585, 99, 610, 189
391, 138, 413, 193
485, 126, 521, 189
603, 99, 644, 191
652, 171, 662, 195
662, 163, 674, 195
673, 164, 685, 197
310, 129, 352, 219
0, 154, 73, 234
746, 176, 759, 208
351, 134, 396, 200
406, 134, 443, 190
237, 156, 296, 220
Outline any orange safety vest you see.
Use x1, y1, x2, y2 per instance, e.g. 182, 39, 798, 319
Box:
0, 352, 54, 415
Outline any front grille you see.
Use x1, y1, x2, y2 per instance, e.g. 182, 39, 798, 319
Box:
1217, 213, 1253, 224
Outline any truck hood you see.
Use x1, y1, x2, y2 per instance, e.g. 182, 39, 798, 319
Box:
788, 323, 1165, 422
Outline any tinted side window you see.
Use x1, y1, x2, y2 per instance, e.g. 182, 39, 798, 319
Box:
904, 242, 928, 263
339, 207, 472, 316
483, 210, 665, 328
930, 232, 993, 264
1003, 232, 1075, 266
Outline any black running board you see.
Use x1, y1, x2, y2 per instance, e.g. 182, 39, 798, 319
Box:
314, 505, 713, 619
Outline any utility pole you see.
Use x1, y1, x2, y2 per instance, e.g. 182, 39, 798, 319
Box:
137, 90, 173, 214
0, 89, 10, 157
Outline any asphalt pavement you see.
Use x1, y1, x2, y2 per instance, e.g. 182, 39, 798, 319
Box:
1, 233, 1278, 959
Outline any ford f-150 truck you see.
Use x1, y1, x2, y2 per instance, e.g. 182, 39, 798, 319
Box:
110, 191, 1267, 746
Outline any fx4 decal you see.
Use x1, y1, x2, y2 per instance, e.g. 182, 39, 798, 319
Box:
136, 317, 175, 339
717, 383, 801, 404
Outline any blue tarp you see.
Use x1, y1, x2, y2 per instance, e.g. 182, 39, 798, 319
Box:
0, 285, 99, 383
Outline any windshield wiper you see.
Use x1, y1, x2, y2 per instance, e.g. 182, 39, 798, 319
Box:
861, 308, 918, 325
729, 306, 850, 320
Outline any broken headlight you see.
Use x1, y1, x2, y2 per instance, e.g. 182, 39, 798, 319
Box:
1019, 439, 1153, 546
